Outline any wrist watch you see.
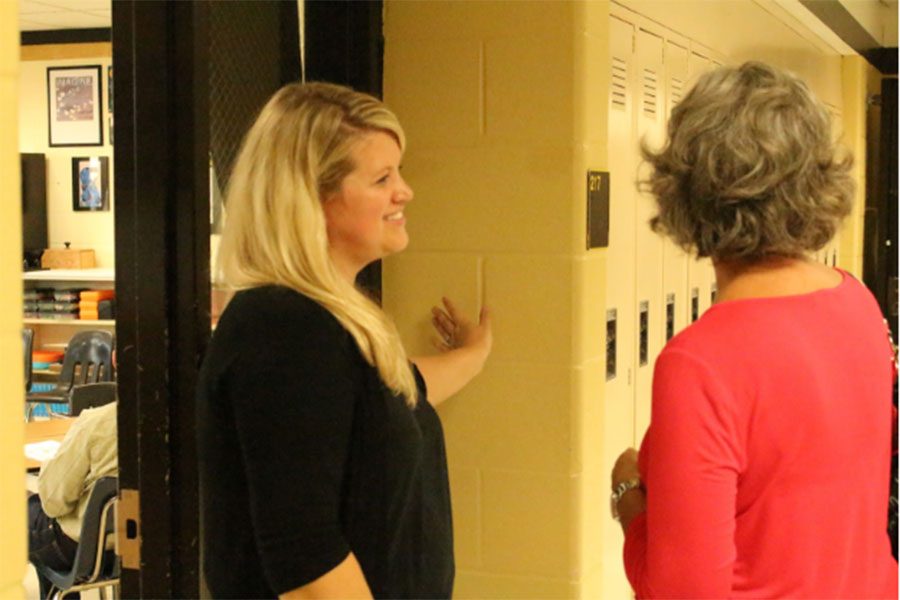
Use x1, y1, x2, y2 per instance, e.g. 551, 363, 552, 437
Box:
610, 477, 642, 522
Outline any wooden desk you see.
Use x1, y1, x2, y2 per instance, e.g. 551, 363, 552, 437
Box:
25, 418, 72, 471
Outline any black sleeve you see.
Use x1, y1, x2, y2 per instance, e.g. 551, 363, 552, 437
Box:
225, 296, 358, 594
411, 362, 428, 404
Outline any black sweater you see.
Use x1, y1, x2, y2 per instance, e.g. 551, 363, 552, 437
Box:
196, 285, 453, 599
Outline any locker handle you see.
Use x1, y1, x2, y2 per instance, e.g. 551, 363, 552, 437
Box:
665, 293, 675, 342
639, 300, 649, 367
606, 309, 617, 381
691, 288, 699, 322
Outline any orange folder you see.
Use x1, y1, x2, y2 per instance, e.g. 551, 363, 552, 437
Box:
80, 290, 115, 302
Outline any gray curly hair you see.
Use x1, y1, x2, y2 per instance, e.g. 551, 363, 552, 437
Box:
641, 61, 854, 262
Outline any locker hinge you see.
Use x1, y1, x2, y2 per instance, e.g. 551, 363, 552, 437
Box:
116, 488, 141, 569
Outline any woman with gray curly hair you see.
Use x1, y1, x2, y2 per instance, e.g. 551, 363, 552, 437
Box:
610, 61, 897, 598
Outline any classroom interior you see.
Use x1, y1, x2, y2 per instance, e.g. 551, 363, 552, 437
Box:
1, 0, 897, 598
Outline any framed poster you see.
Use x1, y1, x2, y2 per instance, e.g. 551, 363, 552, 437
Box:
47, 65, 103, 147
108, 65, 114, 145
71, 156, 110, 211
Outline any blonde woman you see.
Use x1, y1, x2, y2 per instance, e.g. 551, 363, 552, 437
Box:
611, 62, 897, 597
197, 82, 491, 599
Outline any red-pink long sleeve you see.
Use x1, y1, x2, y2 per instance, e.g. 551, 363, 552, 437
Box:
625, 350, 741, 598
623, 272, 897, 599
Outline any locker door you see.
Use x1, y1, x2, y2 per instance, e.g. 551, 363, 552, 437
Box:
686, 51, 716, 323
633, 28, 665, 441
605, 13, 637, 466
661, 40, 689, 343
602, 16, 639, 600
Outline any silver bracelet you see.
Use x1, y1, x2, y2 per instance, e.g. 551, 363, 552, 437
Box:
610, 477, 642, 522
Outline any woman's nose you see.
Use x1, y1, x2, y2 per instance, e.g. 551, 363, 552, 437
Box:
397, 177, 414, 203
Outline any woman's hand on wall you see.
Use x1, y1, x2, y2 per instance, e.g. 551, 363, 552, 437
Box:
411, 297, 492, 407
431, 296, 492, 364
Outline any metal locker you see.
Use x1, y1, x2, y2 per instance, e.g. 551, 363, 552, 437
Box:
602, 15, 641, 600
605, 13, 638, 457
633, 27, 665, 441
661, 39, 690, 343
685, 50, 717, 324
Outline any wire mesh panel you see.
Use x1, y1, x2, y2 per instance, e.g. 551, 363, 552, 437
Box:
209, 1, 300, 209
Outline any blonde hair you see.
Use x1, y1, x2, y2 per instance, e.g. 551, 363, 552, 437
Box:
641, 61, 853, 262
217, 82, 417, 405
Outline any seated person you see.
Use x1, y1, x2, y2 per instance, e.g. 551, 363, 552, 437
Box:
27, 401, 117, 599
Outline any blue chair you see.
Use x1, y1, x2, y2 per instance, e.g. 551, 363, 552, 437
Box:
36, 476, 119, 600
26, 331, 114, 420
70, 383, 117, 417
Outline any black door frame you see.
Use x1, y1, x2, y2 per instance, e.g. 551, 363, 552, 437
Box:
305, 0, 385, 299
112, 1, 210, 596
111, 1, 383, 594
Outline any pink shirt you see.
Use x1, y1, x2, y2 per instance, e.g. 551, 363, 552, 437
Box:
624, 270, 898, 598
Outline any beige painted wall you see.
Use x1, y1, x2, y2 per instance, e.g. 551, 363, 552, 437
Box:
19, 44, 114, 268
1, 0, 25, 597
383, 2, 611, 597
384, 2, 608, 598
383, 1, 868, 598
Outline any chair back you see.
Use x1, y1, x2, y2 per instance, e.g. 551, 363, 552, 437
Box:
25, 331, 115, 419
42, 476, 119, 591
57, 330, 115, 392
70, 383, 118, 417
23, 328, 34, 392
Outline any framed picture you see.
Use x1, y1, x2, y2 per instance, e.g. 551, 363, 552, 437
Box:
47, 65, 103, 147
107, 66, 113, 113
71, 156, 110, 211
107, 66, 114, 145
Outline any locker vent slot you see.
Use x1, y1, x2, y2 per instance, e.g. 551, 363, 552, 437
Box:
665, 293, 675, 341
831, 250, 837, 266
606, 309, 617, 381
611, 57, 627, 109
639, 301, 649, 366
669, 76, 683, 110
642, 68, 657, 117
710, 283, 718, 305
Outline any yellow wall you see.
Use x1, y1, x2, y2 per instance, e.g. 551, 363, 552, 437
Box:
19, 43, 114, 267
0, 0, 25, 597
383, 2, 610, 596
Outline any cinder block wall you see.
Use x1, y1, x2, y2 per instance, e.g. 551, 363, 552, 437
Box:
382, 2, 611, 597
0, 1, 25, 597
